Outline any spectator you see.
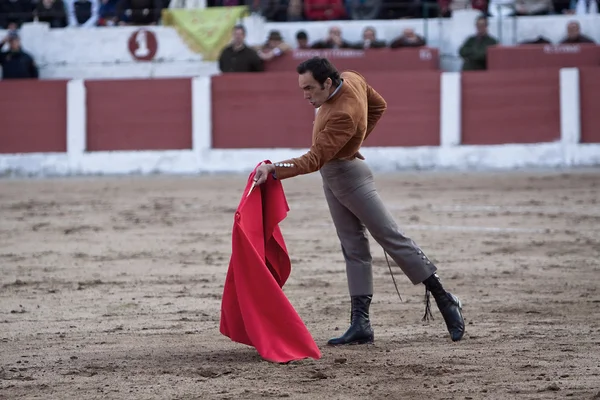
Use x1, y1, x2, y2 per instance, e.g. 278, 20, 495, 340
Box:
255, 30, 291, 62
287, 0, 303, 21
560, 20, 596, 44
304, 0, 347, 20
520, 36, 552, 44
390, 28, 426, 48
218, 24, 264, 73
260, 0, 288, 21
0, 1, 32, 29
458, 16, 498, 71
117, 0, 163, 25
311, 26, 353, 49
353, 26, 386, 49
0, 31, 38, 79
296, 30, 310, 49
346, 0, 382, 20
98, 0, 120, 26
514, 0, 553, 15
34, 0, 68, 28
65, 0, 100, 27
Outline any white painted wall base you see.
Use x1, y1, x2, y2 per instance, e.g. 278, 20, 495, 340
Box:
2, 144, 600, 177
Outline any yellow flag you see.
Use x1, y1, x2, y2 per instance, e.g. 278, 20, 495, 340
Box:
162, 6, 250, 61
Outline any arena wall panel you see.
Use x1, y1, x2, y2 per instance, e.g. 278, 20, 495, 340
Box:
85, 78, 193, 151
461, 70, 561, 145
579, 67, 600, 144
0, 80, 67, 154
211, 73, 315, 149
360, 72, 441, 147
211, 72, 441, 149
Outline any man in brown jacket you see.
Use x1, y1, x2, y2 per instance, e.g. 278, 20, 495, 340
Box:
253, 57, 465, 345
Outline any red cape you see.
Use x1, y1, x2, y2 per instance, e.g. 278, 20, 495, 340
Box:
219, 161, 322, 363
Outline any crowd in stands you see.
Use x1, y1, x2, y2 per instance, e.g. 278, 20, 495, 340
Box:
217, 17, 597, 73
1, 0, 598, 29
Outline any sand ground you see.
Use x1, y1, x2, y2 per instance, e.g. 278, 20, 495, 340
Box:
1, 169, 599, 400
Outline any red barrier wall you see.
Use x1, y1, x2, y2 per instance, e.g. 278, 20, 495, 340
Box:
265, 48, 440, 72
85, 78, 192, 151
579, 67, 600, 143
0, 80, 67, 154
461, 70, 561, 145
211, 72, 441, 149
488, 44, 600, 70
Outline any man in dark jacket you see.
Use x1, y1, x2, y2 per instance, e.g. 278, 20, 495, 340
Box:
458, 16, 498, 71
0, 32, 39, 79
218, 24, 264, 73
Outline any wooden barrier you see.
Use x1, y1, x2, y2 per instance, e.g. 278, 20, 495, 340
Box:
461, 69, 561, 145
211, 71, 441, 148
0, 80, 68, 154
487, 44, 600, 70
264, 48, 440, 72
85, 78, 193, 151
580, 67, 600, 143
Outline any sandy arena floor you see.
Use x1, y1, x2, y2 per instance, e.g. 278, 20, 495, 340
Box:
1, 169, 599, 400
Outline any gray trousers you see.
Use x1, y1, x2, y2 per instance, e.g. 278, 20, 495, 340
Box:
320, 158, 437, 296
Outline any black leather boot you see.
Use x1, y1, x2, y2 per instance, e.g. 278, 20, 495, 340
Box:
327, 295, 374, 346
422, 273, 465, 342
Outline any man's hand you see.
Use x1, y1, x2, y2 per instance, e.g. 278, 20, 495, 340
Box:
253, 163, 276, 185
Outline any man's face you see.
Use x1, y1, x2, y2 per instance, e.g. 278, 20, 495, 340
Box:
232, 28, 245, 46
8, 38, 20, 51
328, 27, 341, 41
476, 19, 487, 35
299, 72, 331, 108
297, 38, 308, 48
567, 22, 580, 39
403, 28, 416, 41
363, 29, 375, 42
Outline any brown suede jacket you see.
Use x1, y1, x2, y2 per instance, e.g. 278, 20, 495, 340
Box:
273, 70, 387, 180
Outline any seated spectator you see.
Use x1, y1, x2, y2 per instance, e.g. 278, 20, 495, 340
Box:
378, 0, 418, 19
255, 30, 291, 62
218, 24, 264, 73
520, 36, 552, 44
458, 15, 498, 71
0, 2, 32, 29
296, 30, 310, 49
98, 0, 120, 26
304, 0, 347, 20
346, 0, 382, 20
287, 0, 303, 21
34, 0, 67, 28
390, 28, 426, 48
117, 0, 163, 25
0, 31, 38, 79
260, 0, 289, 22
311, 26, 353, 49
353, 26, 386, 49
514, 0, 553, 15
560, 20, 596, 44
65, 0, 100, 27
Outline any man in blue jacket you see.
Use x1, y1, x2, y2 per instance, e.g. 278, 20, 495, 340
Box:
0, 32, 39, 80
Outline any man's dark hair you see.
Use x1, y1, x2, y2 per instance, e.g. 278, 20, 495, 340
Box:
296, 30, 307, 40
233, 24, 246, 34
296, 57, 341, 89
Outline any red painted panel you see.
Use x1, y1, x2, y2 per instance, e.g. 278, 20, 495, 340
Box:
211, 73, 315, 149
580, 67, 600, 144
265, 48, 440, 72
86, 78, 192, 151
211, 72, 440, 149
488, 44, 600, 70
461, 70, 560, 145
0, 80, 67, 154
360, 71, 440, 147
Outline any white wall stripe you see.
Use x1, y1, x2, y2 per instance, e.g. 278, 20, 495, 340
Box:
440, 72, 462, 147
